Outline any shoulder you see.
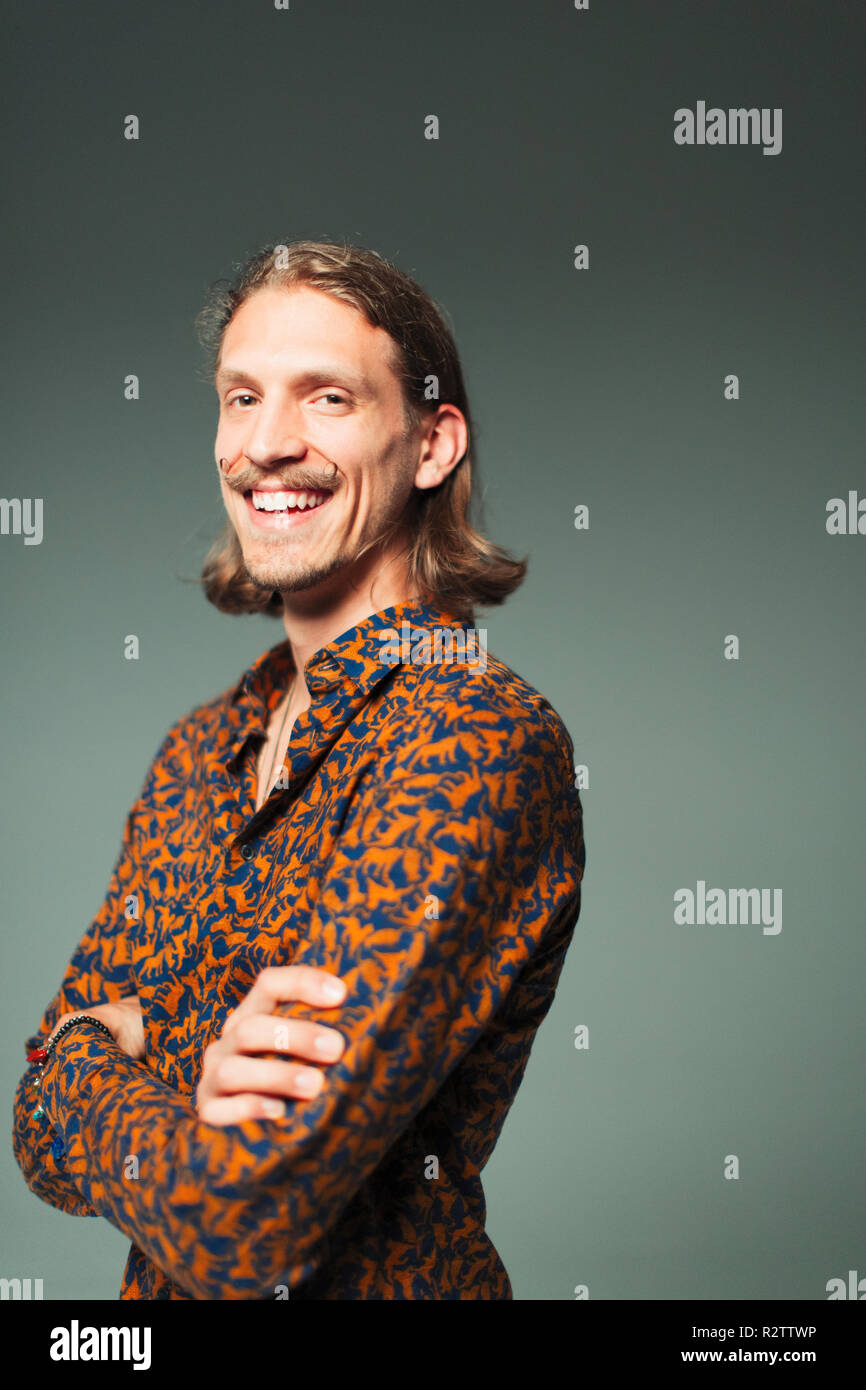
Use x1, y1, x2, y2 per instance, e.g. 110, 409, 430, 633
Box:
353, 649, 584, 887
136, 682, 238, 791
377, 644, 578, 799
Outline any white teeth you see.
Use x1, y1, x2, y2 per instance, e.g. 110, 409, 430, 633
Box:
250, 489, 329, 513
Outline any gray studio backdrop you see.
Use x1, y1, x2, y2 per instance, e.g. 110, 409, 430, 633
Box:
2, 0, 863, 1300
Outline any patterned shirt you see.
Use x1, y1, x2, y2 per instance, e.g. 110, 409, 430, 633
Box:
12, 597, 585, 1300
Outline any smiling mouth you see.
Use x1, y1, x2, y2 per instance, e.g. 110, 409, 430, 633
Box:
246, 487, 333, 514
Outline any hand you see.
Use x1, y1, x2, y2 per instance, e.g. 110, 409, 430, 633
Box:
196, 965, 347, 1125
47, 995, 145, 1061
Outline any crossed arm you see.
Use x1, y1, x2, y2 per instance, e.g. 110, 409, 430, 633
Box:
13, 719, 584, 1299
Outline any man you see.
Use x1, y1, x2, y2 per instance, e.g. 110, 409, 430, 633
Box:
12, 240, 586, 1300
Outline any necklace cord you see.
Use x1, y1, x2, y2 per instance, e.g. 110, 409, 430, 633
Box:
262, 674, 297, 800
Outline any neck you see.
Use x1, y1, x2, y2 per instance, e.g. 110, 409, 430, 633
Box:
279, 548, 418, 697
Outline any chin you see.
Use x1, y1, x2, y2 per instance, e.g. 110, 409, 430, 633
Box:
242, 553, 347, 596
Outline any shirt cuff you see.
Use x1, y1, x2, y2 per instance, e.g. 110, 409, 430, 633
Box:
41, 1023, 133, 1170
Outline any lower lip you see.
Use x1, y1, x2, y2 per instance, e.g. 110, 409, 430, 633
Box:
243, 491, 334, 530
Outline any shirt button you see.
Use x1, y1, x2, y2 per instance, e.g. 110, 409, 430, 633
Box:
240, 843, 255, 861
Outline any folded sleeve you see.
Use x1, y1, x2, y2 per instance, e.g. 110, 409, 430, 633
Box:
38, 708, 585, 1299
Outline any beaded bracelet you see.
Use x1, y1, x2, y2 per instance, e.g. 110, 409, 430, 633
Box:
26, 1015, 114, 1122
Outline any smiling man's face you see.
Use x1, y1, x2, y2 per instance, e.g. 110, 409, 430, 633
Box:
213, 284, 421, 599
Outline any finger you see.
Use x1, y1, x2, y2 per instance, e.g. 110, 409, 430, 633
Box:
212, 1054, 326, 1101
227, 965, 347, 1023
199, 1093, 292, 1126
222, 1012, 345, 1063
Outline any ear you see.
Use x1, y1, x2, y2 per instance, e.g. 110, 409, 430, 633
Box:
413, 404, 468, 491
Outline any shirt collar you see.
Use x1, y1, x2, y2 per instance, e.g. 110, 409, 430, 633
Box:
228, 594, 469, 729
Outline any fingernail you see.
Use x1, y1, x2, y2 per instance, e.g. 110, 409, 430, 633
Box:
314, 1032, 342, 1058
295, 1068, 323, 1093
322, 980, 345, 1001
262, 1099, 285, 1117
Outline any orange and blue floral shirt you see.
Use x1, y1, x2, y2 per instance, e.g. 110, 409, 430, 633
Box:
12, 598, 585, 1299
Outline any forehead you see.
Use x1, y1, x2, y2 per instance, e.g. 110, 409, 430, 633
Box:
216, 285, 398, 387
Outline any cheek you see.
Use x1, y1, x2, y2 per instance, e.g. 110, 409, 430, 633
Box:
215, 418, 243, 459
352, 478, 384, 525
218, 478, 240, 515
216, 448, 244, 488
365, 462, 413, 518
354, 451, 407, 505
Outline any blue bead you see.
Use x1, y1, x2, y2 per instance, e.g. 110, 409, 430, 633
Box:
32, 1106, 44, 1119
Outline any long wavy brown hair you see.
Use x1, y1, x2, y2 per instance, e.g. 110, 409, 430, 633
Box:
195, 239, 526, 624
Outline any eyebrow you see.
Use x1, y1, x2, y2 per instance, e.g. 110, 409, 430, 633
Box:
214, 363, 373, 396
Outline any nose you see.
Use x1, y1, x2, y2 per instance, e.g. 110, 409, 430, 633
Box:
243, 400, 308, 470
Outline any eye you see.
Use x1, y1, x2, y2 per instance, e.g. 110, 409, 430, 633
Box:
315, 393, 348, 406
226, 393, 257, 408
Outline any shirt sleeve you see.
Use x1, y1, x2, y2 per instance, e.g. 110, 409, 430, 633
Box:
11, 718, 190, 1216
39, 709, 586, 1299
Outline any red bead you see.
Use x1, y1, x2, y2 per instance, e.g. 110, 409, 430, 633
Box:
27, 1048, 47, 1063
